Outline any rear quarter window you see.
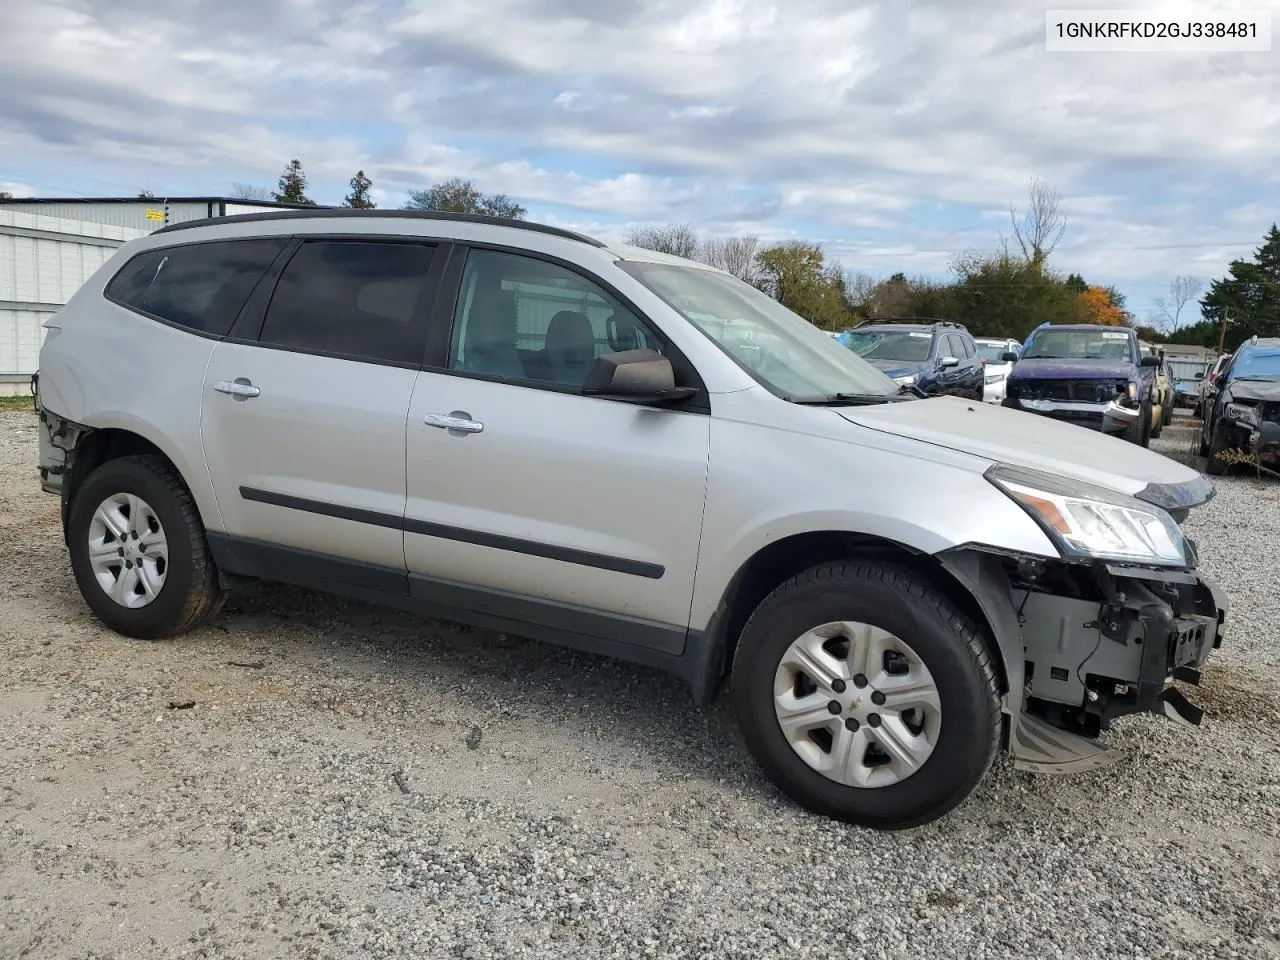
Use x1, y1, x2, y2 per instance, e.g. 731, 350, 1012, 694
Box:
105, 238, 288, 337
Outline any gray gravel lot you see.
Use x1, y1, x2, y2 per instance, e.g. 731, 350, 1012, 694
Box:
1, 407, 1278, 959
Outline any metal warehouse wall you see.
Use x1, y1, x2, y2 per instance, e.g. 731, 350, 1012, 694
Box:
0, 210, 146, 386
3, 200, 225, 233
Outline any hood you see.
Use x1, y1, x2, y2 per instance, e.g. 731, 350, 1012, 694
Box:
837, 395, 1211, 507
1009, 357, 1135, 380
1224, 378, 1280, 404
866, 359, 929, 378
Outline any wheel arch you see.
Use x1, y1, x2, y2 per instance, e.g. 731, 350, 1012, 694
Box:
690, 531, 1013, 708
60, 420, 218, 541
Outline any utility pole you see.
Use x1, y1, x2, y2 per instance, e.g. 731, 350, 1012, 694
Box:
1215, 305, 1230, 355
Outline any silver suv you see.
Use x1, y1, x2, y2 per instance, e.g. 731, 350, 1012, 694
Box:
34, 210, 1227, 828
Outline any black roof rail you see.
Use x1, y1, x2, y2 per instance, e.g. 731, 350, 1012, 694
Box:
855, 316, 966, 330
150, 208, 608, 247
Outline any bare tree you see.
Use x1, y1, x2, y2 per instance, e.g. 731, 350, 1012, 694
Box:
623, 223, 700, 260
1008, 178, 1067, 266
1153, 275, 1205, 331
230, 182, 274, 201
701, 234, 759, 281
841, 270, 879, 314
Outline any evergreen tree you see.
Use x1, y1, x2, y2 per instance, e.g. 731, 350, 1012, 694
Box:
344, 170, 375, 208
273, 159, 315, 205
1201, 224, 1280, 346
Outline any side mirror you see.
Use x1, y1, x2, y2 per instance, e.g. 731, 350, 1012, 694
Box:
582, 349, 696, 404
1000, 351, 1019, 363
1140, 355, 1160, 367
938, 356, 960, 369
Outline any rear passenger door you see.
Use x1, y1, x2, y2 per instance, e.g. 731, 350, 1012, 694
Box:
200, 237, 447, 589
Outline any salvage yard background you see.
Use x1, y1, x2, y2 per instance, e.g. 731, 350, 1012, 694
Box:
1, 401, 1277, 960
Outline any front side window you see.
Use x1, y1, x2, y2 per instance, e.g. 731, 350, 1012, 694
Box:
259, 240, 437, 365
448, 249, 663, 389
619, 260, 899, 399
105, 238, 287, 336
1021, 329, 1135, 362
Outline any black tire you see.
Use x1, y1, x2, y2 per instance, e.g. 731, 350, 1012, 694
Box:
1124, 399, 1151, 446
67, 455, 224, 640
1162, 397, 1174, 427
730, 561, 1001, 829
1151, 405, 1163, 439
1205, 428, 1229, 476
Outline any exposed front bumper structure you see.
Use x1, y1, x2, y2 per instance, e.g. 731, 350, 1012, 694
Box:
1008, 397, 1139, 434
939, 546, 1227, 774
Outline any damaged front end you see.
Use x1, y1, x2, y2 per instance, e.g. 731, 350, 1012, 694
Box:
1216, 380, 1280, 467
939, 464, 1227, 774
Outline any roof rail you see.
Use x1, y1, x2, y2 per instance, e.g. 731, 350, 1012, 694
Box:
150, 208, 608, 247
854, 316, 965, 329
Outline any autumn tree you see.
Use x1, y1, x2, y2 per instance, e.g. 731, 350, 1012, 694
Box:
404, 177, 526, 219
344, 170, 375, 209
1078, 285, 1126, 326
754, 241, 848, 329
273, 159, 315, 205
946, 251, 1082, 339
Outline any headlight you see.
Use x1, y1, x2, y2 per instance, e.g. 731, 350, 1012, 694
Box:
893, 374, 917, 386
984, 373, 1003, 385
1225, 402, 1257, 423
987, 465, 1187, 567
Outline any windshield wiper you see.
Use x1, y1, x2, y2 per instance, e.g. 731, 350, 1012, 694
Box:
786, 392, 903, 406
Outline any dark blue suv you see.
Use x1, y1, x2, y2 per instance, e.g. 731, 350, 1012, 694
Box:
835, 318, 984, 399
1001, 324, 1159, 446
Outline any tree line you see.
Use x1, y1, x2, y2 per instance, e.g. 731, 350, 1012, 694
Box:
216, 161, 1280, 351
622, 181, 1129, 342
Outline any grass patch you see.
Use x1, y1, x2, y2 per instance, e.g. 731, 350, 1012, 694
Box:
0, 394, 35, 411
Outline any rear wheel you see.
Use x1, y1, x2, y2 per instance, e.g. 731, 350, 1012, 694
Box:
1205, 428, 1230, 476
67, 455, 224, 639
731, 562, 1001, 829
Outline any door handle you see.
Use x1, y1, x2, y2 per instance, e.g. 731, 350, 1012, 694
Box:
424, 412, 483, 435
214, 378, 261, 400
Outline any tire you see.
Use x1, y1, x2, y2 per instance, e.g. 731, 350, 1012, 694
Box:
67, 454, 224, 640
1124, 399, 1151, 446
1205, 429, 1229, 476
730, 561, 1001, 829
1151, 405, 1163, 439
1162, 397, 1174, 428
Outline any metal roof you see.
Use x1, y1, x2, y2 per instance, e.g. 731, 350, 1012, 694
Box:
0, 196, 322, 208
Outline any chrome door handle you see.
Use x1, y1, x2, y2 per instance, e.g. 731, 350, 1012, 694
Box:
424, 412, 483, 435
214, 378, 261, 399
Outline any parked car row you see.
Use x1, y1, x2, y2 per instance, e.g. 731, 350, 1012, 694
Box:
32, 210, 1229, 831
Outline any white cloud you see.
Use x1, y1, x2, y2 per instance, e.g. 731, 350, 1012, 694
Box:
1, 0, 1278, 317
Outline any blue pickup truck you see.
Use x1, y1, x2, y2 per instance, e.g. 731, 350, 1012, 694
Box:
1000, 324, 1161, 446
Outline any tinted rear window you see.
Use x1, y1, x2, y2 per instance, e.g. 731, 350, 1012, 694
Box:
106, 238, 287, 336
258, 240, 438, 365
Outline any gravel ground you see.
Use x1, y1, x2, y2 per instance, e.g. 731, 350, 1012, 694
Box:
1, 407, 1277, 960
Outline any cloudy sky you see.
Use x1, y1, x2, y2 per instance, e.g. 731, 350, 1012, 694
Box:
2, 0, 1277, 323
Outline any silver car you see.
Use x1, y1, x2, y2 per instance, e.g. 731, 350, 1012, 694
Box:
34, 210, 1227, 829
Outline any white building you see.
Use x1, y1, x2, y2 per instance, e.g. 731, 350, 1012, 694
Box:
0, 196, 320, 394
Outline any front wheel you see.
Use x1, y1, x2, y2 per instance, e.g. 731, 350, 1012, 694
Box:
67, 455, 224, 640
731, 562, 1001, 829
1124, 399, 1151, 447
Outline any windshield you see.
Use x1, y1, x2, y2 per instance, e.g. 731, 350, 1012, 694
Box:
1228, 348, 1280, 381
840, 330, 933, 363
1022, 329, 1134, 361
617, 261, 900, 399
975, 341, 1011, 363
